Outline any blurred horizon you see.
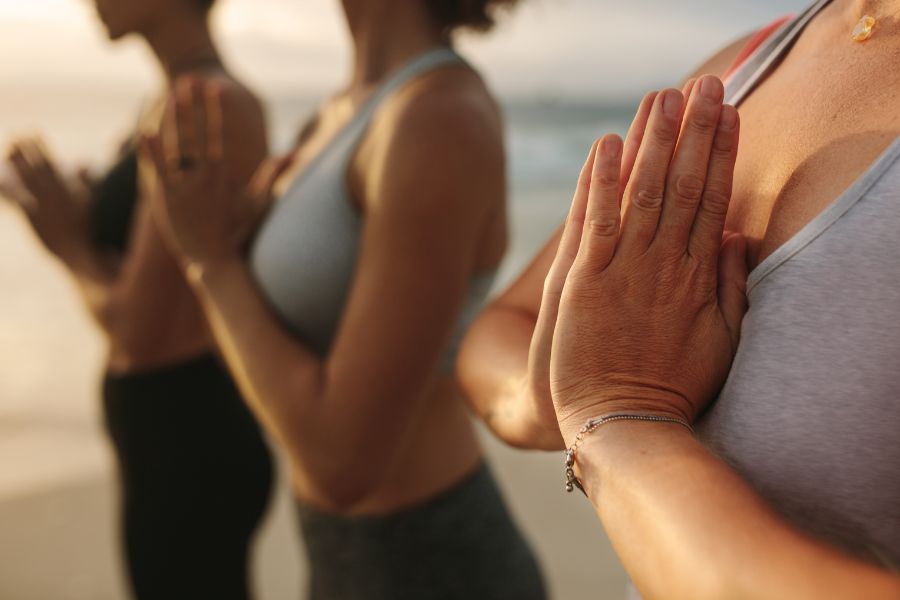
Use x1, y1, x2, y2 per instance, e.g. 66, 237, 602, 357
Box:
0, 2, 813, 598
2, 0, 809, 102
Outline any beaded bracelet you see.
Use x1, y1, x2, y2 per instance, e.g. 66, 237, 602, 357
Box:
564, 414, 695, 495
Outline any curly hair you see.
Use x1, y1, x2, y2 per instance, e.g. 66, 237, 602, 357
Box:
423, 0, 521, 34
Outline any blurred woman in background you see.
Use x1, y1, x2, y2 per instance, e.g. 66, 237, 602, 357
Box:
459, 0, 900, 597
3, 0, 273, 598
143, 0, 547, 598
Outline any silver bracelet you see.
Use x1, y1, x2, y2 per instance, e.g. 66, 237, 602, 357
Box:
564, 414, 694, 495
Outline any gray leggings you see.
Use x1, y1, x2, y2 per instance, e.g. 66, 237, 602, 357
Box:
297, 463, 547, 600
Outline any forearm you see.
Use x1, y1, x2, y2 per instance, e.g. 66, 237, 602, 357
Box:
188, 257, 321, 428
62, 245, 124, 330
187, 257, 425, 508
576, 422, 900, 600
458, 306, 562, 450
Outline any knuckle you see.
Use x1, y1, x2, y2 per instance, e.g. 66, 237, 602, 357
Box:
701, 189, 731, 217
673, 173, 705, 203
588, 217, 620, 238
590, 172, 618, 190
685, 111, 718, 136
631, 185, 665, 210
650, 124, 677, 148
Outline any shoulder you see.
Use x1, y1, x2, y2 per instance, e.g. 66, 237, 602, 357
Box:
685, 32, 756, 82
164, 72, 268, 177
205, 75, 267, 147
208, 74, 265, 123
162, 72, 267, 142
373, 65, 505, 176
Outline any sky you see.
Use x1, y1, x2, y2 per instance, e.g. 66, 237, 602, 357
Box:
0, 0, 811, 100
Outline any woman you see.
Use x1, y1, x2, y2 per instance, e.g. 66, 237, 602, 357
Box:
459, 0, 900, 597
3, 1, 273, 598
143, 0, 546, 598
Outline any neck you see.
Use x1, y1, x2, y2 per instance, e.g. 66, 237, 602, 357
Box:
341, 0, 447, 88
141, 9, 221, 83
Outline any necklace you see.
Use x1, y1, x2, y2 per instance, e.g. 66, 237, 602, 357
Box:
851, 15, 877, 41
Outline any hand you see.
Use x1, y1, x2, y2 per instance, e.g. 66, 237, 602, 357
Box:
4, 138, 94, 265
545, 76, 749, 443
523, 90, 666, 449
142, 77, 292, 270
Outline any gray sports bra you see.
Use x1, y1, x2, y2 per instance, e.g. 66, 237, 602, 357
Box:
249, 48, 495, 367
698, 0, 900, 570
630, 5, 899, 598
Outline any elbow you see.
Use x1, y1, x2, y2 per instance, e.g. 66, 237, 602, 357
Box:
290, 405, 386, 513
93, 293, 124, 336
455, 310, 506, 415
455, 326, 484, 414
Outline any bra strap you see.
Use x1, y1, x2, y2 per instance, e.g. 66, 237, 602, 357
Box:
724, 0, 834, 106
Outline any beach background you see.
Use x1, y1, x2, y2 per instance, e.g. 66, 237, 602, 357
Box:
0, 1, 807, 598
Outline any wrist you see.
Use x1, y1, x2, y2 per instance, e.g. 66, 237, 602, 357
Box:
64, 242, 108, 280
557, 395, 691, 447
573, 419, 696, 497
185, 254, 244, 294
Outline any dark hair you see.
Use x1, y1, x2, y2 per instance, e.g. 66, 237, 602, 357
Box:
195, 0, 217, 12
423, 0, 520, 34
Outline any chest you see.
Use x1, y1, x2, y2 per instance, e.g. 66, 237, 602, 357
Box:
250, 97, 377, 355
274, 92, 373, 200
726, 42, 900, 268
697, 147, 900, 565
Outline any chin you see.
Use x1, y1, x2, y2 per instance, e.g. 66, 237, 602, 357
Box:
105, 28, 128, 41
98, 19, 129, 41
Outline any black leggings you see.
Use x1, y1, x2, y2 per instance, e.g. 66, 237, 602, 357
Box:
103, 355, 274, 600
298, 463, 547, 600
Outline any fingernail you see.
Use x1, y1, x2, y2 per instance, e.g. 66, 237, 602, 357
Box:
662, 90, 682, 118
601, 136, 622, 157
720, 105, 738, 130
700, 76, 724, 102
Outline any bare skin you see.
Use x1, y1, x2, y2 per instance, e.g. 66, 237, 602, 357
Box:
3, 0, 267, 375
145, 0, 508, 514
548, 77, 899, 598
458, 0, 900, 449
459, 0, 900, 596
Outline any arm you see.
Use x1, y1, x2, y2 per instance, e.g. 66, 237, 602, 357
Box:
4, 81, 266, 341
149, 79, 504, 510
5, 140, 122, 327
106, 78, 267, 347
458, 88, 661, 450
581, 423, 900, 600
456, 229, 562, 449
546, 75, 900, 599
457, 34, 755, 451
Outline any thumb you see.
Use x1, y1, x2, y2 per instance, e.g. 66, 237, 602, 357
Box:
717, 233, 749, 349
249, 153, 295, 204
248, 154, 295, 221
234, 154, 295, 247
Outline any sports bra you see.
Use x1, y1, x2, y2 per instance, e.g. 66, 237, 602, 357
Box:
697, 0, 900, 569
249, 47, 496, 368
89, 145, 139, 254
